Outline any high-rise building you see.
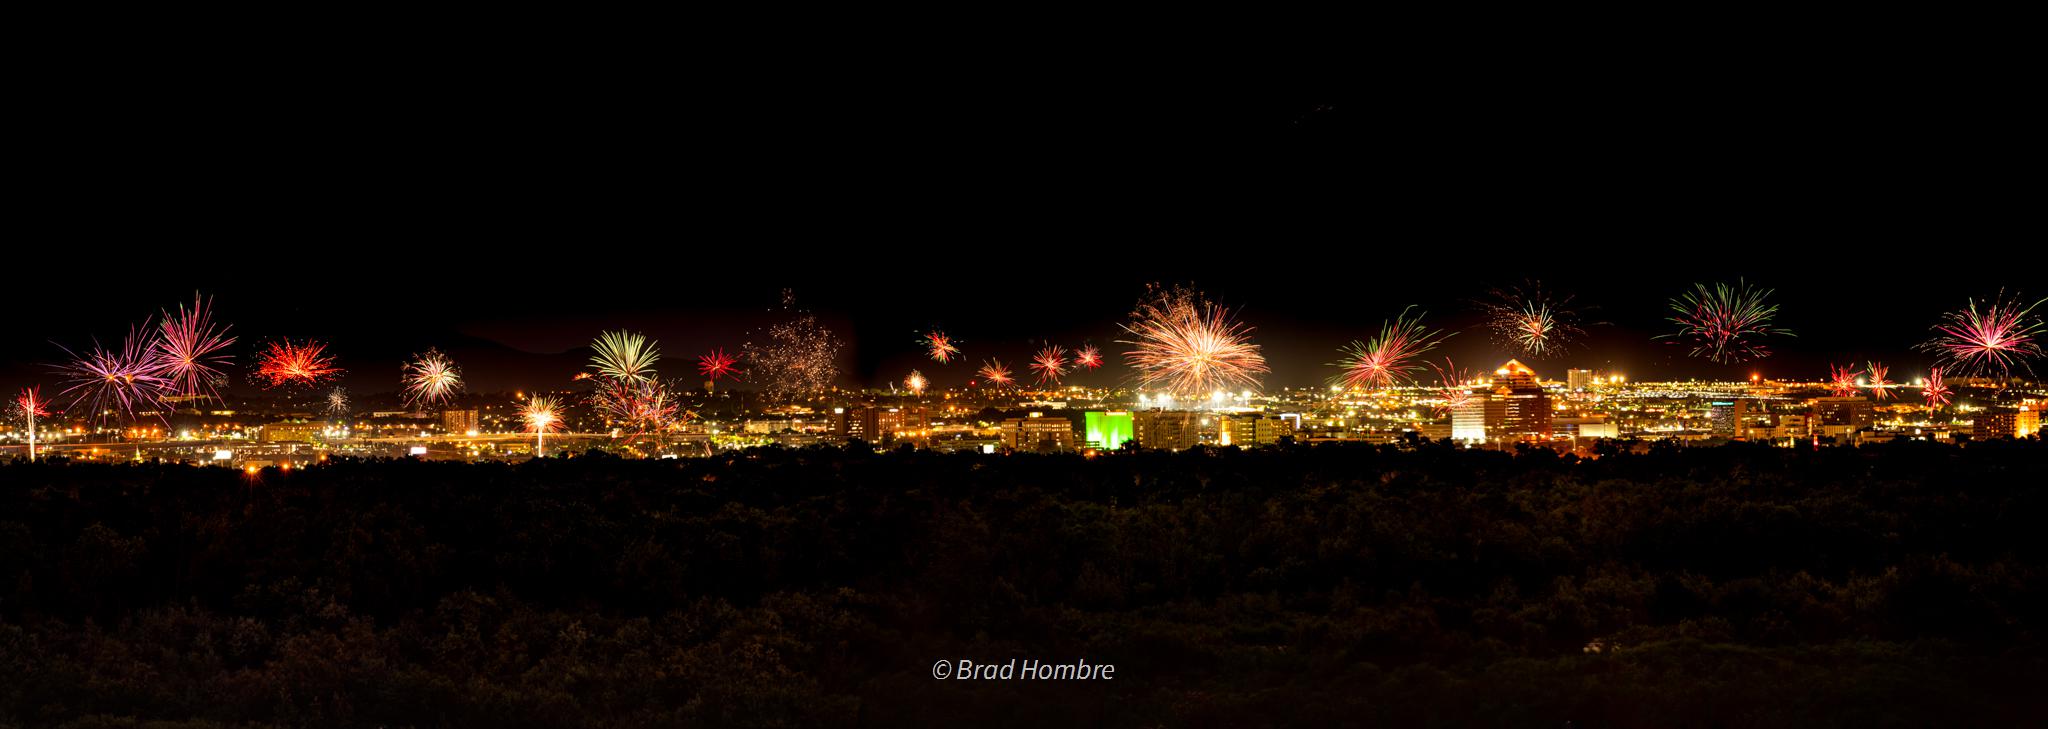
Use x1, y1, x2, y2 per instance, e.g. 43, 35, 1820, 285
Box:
1001, 413, 1074, 451
1451, 395, 1488, 442
442, 409, 479, 434
1486, 360, 1552, 441
1568, 369, 1595, 392
1084, 411, 1135, 451
1975, 404, 2040, 439
1810, 397, 1873, 430
1133, 410, 1202, 451
1710, 400, 1750, 438
1219, 415, 1284, 447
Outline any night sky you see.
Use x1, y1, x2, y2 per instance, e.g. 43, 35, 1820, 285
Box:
10, 57, 2041, 395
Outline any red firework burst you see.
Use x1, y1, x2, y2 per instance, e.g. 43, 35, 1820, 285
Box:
1030, 345, 1070, 385
1074, 345, 1103, 369
1917, 292, 2046, 378
1659, 279, 1792, 363
922, 331, 960, 363
1426, 359, 1477, 417
1827, 364, 1863, 398
1923, 367, 1952, 410
1865, 361, 1894, 400
1333, 306, 1450, 390
977, 359, 1014, 389
698, 348, 741, 381
253, 340, 342, 389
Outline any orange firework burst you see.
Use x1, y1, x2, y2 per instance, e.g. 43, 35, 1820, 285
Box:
1074, 345, 1103, 369
1030, 345, 1070, 385
1119, 284, 1268, 396
253, 340, 341, 389
977, 359, 1014, 388
904, 370, 928, 395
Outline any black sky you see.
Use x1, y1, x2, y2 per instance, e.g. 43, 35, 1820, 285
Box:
8, 52, 2044, 395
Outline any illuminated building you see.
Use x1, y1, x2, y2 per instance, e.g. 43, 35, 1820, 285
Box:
1084, 411, 1135, 451
1133, 410, 1202, 451
1568, 369, 1595, 392
1975, 405, 2040, 439
1710, 400, 1750, 438
259, 422, 322, 443
442, 409, 479, 434
1001, 413, 1075, 451
1451, 397, 1488, 442
1810, 397, 1873, 430
873, 407, 928, 445
1487, 360, 1552, 440
1218, 415, 1284, 447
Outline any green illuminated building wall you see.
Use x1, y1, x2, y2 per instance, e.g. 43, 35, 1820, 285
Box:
1085, 411, 1135, 451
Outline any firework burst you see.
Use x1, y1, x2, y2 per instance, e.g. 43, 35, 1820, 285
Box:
922, 331, 960, 363
1917, 291, 2046, 378
1333, 306, 1452, 390
977, 359, 1014, 389
590, 330, 660, 384
698, 348, 741, 382
253, 340, 342, 389
1074, 345, 1103, 369
1659, 279, 1793, 363
17, 386, 51, 461
1030, 345, 1070, 386
1828, 363, 1863, 398
1426, 359, 1478, 417
743, 293, 843, 399
591, 376, 678, 438
54, 322, 172, 424
1923, 367, 1953, 410
326, 387, 350, 416
152, 293, 236, 402
904, 370, 928, 395
1865, 361, 1895, 400
1119, 284, 1268, 396
1478, 282, 1587, 358
521, 395, 564, 456
401, 348, 463, 409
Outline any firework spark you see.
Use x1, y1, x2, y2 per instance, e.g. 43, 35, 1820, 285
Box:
1426, 359, 1477, 417
1917, 292, 2046, 378
1865, 361, 1895, 400
253, 340, 341, 389
697, 348, 741, 382
923, 331, 960, 363
401, 348, 463, 409
1828, 363, 1863, 398
1478, 282, 1587, 358
590, 330, 660, 384
591, 376, 678, 438
1923, 367, 1953, 410
905, 370, 928, 395
1074, 345, 1103, 369
1659, 279, 1793, 363
17, 386, 51, 461
326, 387, 350, 416
152, 293, 235, 402
1333, 306, 1451, 390
743, 294, 843, 399
521, 395, 564, 456
1118, 284, 1269, 396
55, 322, 172, 424
1030, 345, 1070, 386
977, 359, 1014, 389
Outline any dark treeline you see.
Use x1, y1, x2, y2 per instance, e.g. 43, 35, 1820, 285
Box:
2, 440, 2045, 727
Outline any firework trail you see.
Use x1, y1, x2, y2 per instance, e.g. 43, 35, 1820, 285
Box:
1917, 291, 2046, 378
1865, 361, 1895, 400
1659, 279, 1793, 363
521, 395, 564, 456
922, 331, 960, 363
590, 330, 660, 383
401, 348, 463, 409
1477, 281, 1587, 358
592, 376, 679, 439
1923, 367, 1953, 410
1030, 345, 1070, 386
1426, 359, 1477, 417
1333, 306, 1451, 390
1828, 363, 1863, 398
904, 370, 928, 395
253, 340, 342, 389
17, 386, 51, 461
1118, 284, 1268, 396
743, 292, 843, 399
977, 359, 1014, 388
697, 348, 741, 382
1074, 345, 1103, 369
326, 387, 350, 417
152, 293, 235, 402
54, 322, 172, 424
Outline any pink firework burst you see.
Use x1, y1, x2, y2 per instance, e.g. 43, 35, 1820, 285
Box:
152, 293, 236, 402
977, 359, 1014, 389
1917, 292, 2046, 378
1030, 345, 1070, 385
698, 348, 742, 382
1658, 279, 1793, 363
1074, 345, 1103, 369
1333, 306, 1451, 390
1827, 363, 1863, 398
54, 321, 172, 423
1426, 359, 1477, 417
922, 331, 961, 363
254, 340, 342, 389
1865, 361, 1895, 400
1923, 367, 1952, 410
